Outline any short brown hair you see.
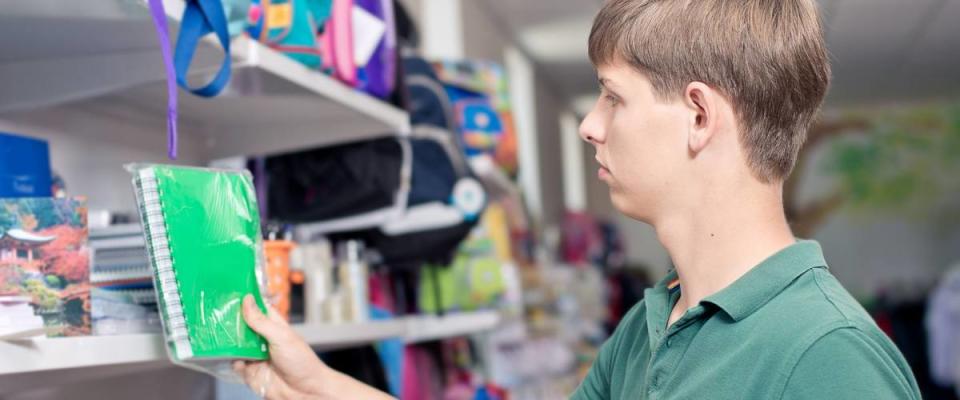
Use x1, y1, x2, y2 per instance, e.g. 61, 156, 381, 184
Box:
589, 0, 831, 182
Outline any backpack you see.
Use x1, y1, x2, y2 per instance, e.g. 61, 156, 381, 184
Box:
273, 49, 486, 265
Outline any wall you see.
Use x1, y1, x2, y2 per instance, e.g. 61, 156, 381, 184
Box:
532, 79, 567, 229
797, 132, 957, 298
461, 0, 510, 65
397, 0, 423, 34
0, 105, 207, 216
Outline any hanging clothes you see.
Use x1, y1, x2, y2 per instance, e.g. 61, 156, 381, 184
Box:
867, 295, 959, 399
928, 265, 960, 392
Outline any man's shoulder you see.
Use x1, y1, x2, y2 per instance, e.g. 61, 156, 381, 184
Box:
740, 267, 914, 395
775, 270, 921, 398
754, 267, 885, 349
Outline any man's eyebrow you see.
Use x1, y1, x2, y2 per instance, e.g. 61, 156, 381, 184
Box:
598, 77, 621, 94
599, 77, 620, 89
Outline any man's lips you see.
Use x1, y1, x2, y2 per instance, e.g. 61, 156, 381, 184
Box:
595, 158, 608, 170
596, 158, 611, 179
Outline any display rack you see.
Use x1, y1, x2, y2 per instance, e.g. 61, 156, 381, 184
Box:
0, 1, 512, 396
0, 311, 500, 393
0, 0, 410, 162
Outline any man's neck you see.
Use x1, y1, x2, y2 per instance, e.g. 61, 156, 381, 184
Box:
656, 183, 796, 319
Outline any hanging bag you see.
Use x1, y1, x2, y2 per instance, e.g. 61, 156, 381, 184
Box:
320, 49, 488, 266
266, 137, 412, 232
353, 0, 397, 99
174, 0, 234, 97
320, 0, 358, 85
146, 0, 244, 158
247, 0, 326, 69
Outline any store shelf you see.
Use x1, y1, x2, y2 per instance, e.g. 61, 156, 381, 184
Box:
0, 333, 169, 394
295, 319, 408, 350
0, 0, 409, 161
0, 311, 499, 391
405, 310, 502, 344
0, 333, 165, 377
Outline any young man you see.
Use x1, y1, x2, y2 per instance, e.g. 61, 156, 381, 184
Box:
572, 0, 921, 399
234, 0, 921, 399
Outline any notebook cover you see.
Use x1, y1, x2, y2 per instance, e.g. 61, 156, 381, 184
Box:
138, 165, 269, 361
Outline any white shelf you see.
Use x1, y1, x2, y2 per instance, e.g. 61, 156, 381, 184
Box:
294, 319, 408, 350
0, 334, 169, 394
0, 0, 409, 161
0, 311, 499, 391
405, 310, 501, 344
0, 333, 165, 377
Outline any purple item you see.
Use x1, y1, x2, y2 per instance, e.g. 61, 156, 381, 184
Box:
147, 0, 179, 160
255, 157, 269, 221
355, 0, 395, 99
380, 0, 396, 95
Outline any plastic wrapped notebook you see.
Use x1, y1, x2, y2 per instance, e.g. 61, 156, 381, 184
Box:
128, 164, 269, 381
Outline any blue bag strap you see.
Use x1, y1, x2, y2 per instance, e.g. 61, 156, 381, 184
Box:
146, 0, 179, 159
174, 0, 233, 97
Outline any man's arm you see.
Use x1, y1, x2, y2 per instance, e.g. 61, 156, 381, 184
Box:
780, 328, 921, 400
570, 334, 614, 400
571, 299, 649, 400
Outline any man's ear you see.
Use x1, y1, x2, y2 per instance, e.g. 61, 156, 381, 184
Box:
684, 82, 717, 154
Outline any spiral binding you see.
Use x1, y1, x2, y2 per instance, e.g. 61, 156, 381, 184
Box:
137, 168, 193, 359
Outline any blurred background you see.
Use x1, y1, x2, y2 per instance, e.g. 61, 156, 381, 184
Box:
0, 0, 959, 399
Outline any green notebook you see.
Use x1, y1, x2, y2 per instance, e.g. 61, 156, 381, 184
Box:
131, 164, 269, 363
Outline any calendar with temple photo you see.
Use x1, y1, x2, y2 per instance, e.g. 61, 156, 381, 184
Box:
0, 197, 89, 338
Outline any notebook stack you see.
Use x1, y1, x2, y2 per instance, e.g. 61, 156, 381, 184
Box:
90, 224, 160, 335
0, 296, 46, 339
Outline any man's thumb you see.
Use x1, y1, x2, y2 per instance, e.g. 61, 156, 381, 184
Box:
242, 294, 283, 341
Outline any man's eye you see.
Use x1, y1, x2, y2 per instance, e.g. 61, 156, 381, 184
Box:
605, 95, 620, 106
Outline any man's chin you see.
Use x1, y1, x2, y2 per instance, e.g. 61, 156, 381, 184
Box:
610, 191, 653, 224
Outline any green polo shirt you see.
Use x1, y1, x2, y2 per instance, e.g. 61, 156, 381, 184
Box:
572, 240, 921, 400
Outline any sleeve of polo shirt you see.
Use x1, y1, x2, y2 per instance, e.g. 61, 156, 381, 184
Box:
570, 333, 615, 400
570, 300, 645, 400
780, 328, 919, 400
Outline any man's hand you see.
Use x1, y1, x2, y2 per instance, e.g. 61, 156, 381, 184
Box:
233, 295, 395, 400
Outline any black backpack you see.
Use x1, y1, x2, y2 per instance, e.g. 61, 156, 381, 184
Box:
266, 47, 485, 265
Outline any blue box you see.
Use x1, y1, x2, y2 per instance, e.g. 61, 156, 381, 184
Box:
0, 132, 52, 197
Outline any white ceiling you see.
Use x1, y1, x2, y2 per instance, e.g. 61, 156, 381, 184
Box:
480, 0, 960, 110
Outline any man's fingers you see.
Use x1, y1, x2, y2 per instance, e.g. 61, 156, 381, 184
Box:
239, 361, 275, 398
266, 305, 288, 326
232, 360, 246, 374
240, 361, 262, 386
242, 294, 285, 342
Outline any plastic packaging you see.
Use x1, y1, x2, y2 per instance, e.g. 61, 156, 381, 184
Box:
127, 163, 269, 382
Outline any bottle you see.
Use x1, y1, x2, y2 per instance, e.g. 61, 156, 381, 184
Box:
337, 240, 369, 323
298, 239, 333, 324
264, 240, 295, 319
